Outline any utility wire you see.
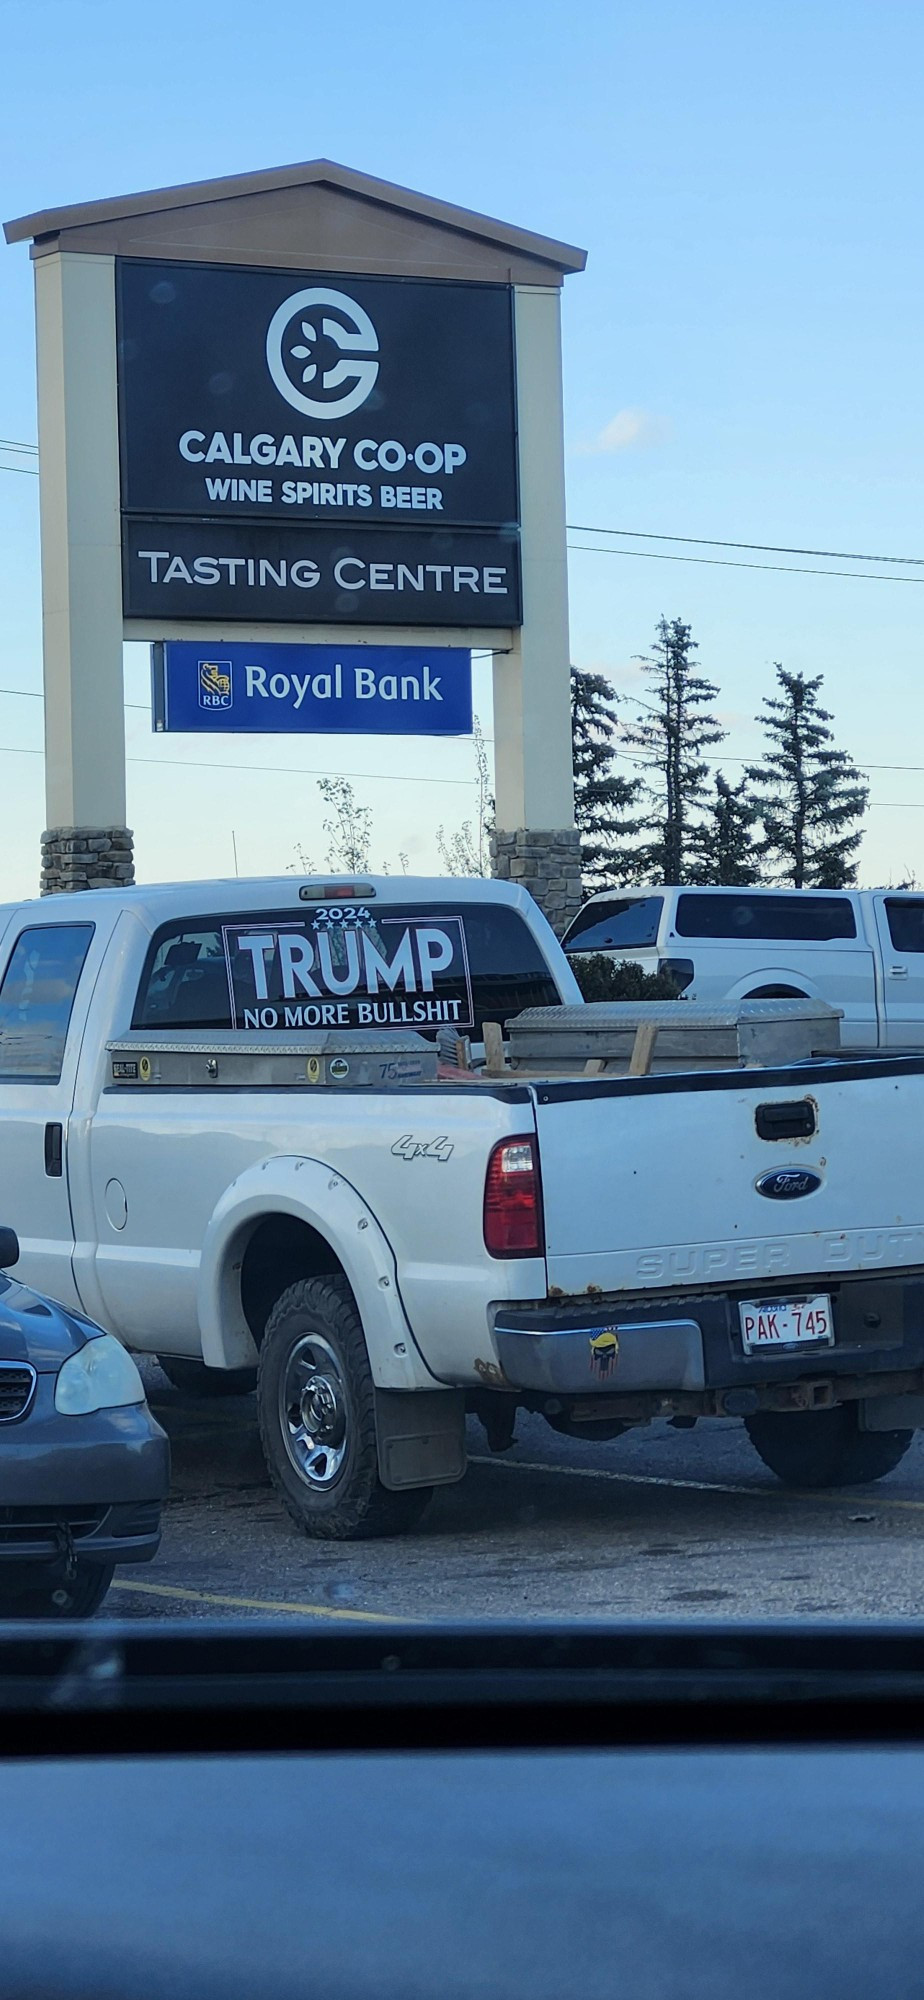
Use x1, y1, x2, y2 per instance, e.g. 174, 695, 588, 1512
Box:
2, 429, 924, 571
0, 736, 905, 805
0, 688, 150, 711
0, 740, 474, 788
3, 434, 923, 581
567, 524, 924, 567
2, 428, 924, 570
1, 685, 922, 776
567, 541, 924, 584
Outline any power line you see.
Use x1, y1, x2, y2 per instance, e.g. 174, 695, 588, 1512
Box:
0, 734, 904, 805
0, 740, 475, 788
0, 682, 922, 778
3, 438, 922, 580
0, 436, 39, 478
2, 426, 923, 572
0, 690, 502, 777
0, 687, 150, 711
2, 431, 923, 571
567, 523, 924, 567
611, 743, 924, 779
567, 541, 924, 584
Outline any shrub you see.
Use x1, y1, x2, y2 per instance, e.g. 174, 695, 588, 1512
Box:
569, 954, 682, 1002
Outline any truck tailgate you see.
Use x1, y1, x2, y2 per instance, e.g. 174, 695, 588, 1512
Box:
534, 1059, 924, 1295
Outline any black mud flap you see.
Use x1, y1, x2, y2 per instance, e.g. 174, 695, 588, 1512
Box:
374, 1388, 467, 1490
860, 1394, 924, 1431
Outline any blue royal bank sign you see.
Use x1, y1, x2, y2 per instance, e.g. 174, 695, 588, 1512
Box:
152, 640, 472, 737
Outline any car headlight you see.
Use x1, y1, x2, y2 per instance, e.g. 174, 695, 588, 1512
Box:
55, 1334, 145, 1415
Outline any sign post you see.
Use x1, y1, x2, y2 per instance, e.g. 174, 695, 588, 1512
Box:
5, 160, 585, 926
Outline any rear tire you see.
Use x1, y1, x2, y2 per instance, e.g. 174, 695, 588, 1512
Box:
745, 1405, 913, 1488
0, 1561, 115, 1619
257, 1275, 433, 1540
158, 1356, 257, 1397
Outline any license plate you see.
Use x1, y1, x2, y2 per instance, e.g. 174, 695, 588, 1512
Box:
739, 1295, 833, 1353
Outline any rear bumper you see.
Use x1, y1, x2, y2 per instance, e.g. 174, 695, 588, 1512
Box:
492, 1272, 924, 1411
495, 1315, 706, 1394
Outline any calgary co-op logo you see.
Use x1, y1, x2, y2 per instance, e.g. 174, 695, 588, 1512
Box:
265, 287, 380, 421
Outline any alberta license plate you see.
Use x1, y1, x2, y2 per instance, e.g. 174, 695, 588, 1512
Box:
739, 1295, 833, 1353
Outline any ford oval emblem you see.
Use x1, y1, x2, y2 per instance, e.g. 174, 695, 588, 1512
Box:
755, 1168, 822, 1200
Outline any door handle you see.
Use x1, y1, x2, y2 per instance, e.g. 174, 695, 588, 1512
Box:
890, 965, 909, 978
44, 1123, 63, 1178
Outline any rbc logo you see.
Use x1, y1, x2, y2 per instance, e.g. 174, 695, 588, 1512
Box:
198, 661, 233, 710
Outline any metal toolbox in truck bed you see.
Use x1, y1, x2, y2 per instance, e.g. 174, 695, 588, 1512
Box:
505, 998, 843, 1075
106, 1029, 438, 1090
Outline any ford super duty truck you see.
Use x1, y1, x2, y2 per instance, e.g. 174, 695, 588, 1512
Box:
1, 873, 923, 1539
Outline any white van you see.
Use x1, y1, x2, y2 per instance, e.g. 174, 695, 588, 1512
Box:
560, 885, 924, 1049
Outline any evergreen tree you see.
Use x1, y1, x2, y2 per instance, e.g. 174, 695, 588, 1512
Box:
570, 667, 642, 891
691, 773, 761, 884
622, 617, 726, 882
747, 666, 868, 887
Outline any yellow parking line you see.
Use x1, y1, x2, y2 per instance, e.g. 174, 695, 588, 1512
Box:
109, 1577, 403, 1622
470, 1454, 924, 1513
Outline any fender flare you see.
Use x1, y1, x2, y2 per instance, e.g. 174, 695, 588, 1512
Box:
197, 1155, 441, 1390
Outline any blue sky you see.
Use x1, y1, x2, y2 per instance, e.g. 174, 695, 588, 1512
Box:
1, 0, 923, 894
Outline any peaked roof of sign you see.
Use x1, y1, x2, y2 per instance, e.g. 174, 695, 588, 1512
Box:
3, 158, 587, 272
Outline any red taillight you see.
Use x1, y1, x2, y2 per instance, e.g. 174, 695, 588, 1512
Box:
483, 1136, 543, 1258
298, 882, 376, 901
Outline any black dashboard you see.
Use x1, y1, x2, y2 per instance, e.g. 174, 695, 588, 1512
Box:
1, 1622, 922, 1999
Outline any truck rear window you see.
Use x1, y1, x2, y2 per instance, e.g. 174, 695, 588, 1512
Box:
674, 893, 857, 942
561, 896, 663, 953
133, 904, 561, 1039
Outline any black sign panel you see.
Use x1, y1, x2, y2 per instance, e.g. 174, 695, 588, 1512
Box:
222, 912, 474, 1031
116, 260, 518, 529
123, 518, 520, 626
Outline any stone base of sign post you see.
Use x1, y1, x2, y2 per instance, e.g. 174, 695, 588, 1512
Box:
41, 826, 135, 896
491, 828, 583, 938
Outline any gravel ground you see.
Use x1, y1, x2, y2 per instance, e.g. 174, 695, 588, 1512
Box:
104, 1360, 924, 1624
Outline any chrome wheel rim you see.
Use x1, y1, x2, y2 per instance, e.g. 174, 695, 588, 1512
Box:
280, 1334, 349, 1489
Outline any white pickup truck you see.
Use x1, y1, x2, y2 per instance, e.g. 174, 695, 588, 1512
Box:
2, 873, 924, 1540
563, 883, 924, 1047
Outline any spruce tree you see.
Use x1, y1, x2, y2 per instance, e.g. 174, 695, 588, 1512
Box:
570, 668, 642, 891
622, 617, 726, 882
691, 773, 761, 884
747, 666, 868, 887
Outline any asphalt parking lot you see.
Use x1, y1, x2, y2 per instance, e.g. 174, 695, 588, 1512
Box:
103, 1360, 924, 1623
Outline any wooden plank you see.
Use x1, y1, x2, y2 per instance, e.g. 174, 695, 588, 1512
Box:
482, 1021, 506, 1075
628, 1021, 659, 1077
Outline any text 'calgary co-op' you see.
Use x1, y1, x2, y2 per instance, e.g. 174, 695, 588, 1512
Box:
177, 427, 467, 511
